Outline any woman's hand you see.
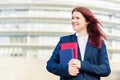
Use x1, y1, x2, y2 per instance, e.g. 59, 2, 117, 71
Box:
68, 59, 81, 68
68, 64, 79, 76
68, 59, 81, 76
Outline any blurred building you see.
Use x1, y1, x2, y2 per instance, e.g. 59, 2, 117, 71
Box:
0, 0, 120, 63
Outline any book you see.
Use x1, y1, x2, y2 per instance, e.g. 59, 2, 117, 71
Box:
59, 49, 74, 65
61, 42, 78, 59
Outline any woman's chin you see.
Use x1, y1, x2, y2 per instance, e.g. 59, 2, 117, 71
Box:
73, 28, 78, 32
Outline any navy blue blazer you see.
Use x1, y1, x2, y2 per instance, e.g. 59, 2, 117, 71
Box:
46, 34, 111, 80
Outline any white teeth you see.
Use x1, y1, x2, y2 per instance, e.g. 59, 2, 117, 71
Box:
72, 23, 77, 25
73, 23, 78, 24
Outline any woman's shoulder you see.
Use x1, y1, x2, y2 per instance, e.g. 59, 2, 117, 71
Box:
99, 39, 107, 49
60, 33, 75, 42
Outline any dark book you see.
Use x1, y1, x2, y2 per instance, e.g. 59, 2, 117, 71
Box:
59, 48, 74, 65
61, 42, 78, 59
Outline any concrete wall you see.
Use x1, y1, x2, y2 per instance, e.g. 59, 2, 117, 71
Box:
0, 58, 119, 80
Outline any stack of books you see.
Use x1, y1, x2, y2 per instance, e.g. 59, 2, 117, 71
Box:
59, 42, 78, 64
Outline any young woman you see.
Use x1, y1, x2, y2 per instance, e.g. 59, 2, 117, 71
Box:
46, 7, 111, 80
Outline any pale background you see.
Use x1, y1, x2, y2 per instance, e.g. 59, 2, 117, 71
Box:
0, 0, 120, 80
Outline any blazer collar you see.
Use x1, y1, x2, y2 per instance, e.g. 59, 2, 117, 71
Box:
71, 33, 77, 42
84, 39, 94, 60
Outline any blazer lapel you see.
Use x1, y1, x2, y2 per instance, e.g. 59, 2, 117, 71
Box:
84, 41, 92, 60
71, 34, 77, 42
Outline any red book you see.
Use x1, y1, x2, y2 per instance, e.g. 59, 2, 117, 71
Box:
61, 42, 78, 59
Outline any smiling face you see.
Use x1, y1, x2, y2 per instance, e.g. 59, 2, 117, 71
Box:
72, 11, 89, 34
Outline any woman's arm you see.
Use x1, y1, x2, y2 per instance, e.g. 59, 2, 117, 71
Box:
46, 39, 71, 78
80, 42, 111, 77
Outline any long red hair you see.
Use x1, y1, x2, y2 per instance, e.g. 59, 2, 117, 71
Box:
72, 7, 107, 49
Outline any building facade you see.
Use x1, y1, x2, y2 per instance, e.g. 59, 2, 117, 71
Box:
0, 0, 120, 63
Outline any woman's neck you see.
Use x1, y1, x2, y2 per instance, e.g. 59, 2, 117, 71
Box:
77, 30, 88, 36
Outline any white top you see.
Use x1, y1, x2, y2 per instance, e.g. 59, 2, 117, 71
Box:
76, 33, 88, 61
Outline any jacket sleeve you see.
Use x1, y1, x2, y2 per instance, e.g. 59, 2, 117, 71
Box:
46, 38, 71, 78
80, 42, 111, 77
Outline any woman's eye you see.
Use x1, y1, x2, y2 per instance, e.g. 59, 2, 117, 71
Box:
76, 17, 80, 19
72, 17, 80, 20
72, 17, 74, 19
